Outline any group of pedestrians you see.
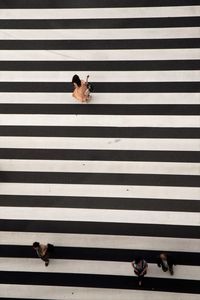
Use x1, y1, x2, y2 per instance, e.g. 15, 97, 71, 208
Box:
132, 253, 175, 286
33, 242, 175, 287
34, 73, 176, 283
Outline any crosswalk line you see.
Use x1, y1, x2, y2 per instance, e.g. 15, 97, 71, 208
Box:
0, 114, 199, 127
0, 6, 199, 19
0, 70, 199, 82
0, 207, 199, 226
1, 160, 199, 175
0, 93, 199, 104
0, 183, 199, 200
1, 49, 200, 61
0, 137, 199, 151
0, 284, 199, 300
0, 258, 200, 281
1, 232, 200, 253
0, 28, 199, 40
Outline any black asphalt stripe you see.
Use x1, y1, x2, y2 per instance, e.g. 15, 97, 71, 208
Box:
0, 39, 199, 50
0, 298, 57, 300
1, 245, 200, 266
0, 126, 199, 139
0, 0, 199, 8
0, 220, 199, 238
1, 17, 199, 29
1, 104, 200, 115
0, 82, 199, 93
0, 171, 199, 187
0, 149, 199, 163
0, 271, 200, 294
1, 60, 200, 71
0, 195, 199, 212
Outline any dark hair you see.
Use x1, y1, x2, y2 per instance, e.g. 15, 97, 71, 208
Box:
33, 242, 40, 248
72, 74, 81, 87
134, 256, 142, 264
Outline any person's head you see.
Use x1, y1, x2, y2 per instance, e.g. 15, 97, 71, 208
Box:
134, 256, 142, 264
33, 241, 40, 249
160, 253, 167, 260
72, 74, 81, 87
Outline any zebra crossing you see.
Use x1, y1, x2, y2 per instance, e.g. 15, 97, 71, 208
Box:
0, 0, 200, 299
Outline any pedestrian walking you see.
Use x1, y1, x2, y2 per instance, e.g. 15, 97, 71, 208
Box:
131, 256, 148, 286
72, 74, 91, 103
32, 242, 54, 267
157, 252, 176, 275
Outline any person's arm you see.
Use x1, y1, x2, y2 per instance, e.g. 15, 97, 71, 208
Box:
132, 262, 140, 274
85, 75, 89, 84
72, 83, 78, 97
168, 255, 176, 267
140, 262, 148, 275
157, 257, 161, 267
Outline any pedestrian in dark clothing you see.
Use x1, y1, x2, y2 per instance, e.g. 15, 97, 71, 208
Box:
131, 256, 148, 286
33, 242, 54, 267
157, 252, 176, 275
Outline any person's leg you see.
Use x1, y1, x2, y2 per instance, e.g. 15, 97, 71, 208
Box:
162, 265, 168, 272
41, 253, 50, 266
169, 265, 174, 275
84, 89, 91, 101
45, 260, 49, 266
138, 274, 144, 286
138, 270, 147, 286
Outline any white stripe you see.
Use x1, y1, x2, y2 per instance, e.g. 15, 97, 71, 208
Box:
0, 49, 200, 61
0, 114, 199, 128
1, 232, 199, 253
1, 160, 199, 175
1, 284, 199, 300
0, 183, 199, 201
0, 206, 199, 226
0, 258, 200, 281
0, 28, 199, 40
0, 159, 196, 175
0, 93, 199, 104
0, 137, 199, 151
0, 71, 199, 82
0, 6, 199, 19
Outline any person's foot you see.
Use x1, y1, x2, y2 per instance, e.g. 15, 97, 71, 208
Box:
45, 261, 49, 267
170, 269, 174, 275
86, 95, 91, 102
